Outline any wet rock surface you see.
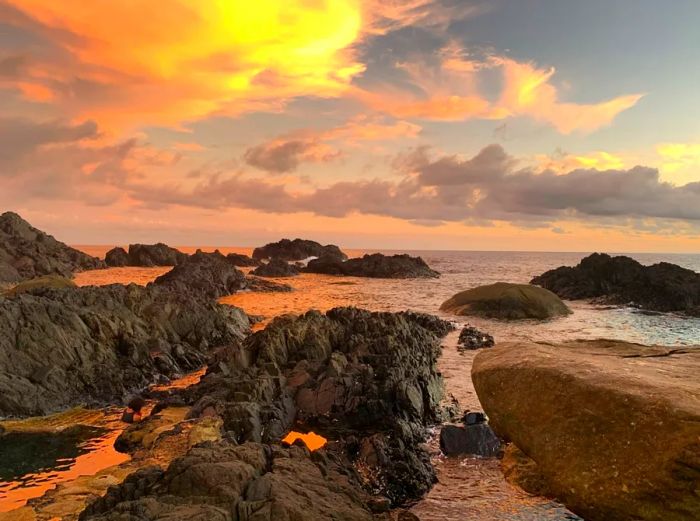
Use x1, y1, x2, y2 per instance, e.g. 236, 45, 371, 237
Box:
457, 326, 494, 349
0, 284, 249, 418
105, 243, 188, 267
251, 257, 301, 277
253, 238, 347, 262
92, 307, 454, 518
306, 253, 440, 279
439, 423, 501, 457
441, 282, 571, 320
0, 212, 105, 284
472, 339, 700, 521
532, 252, 700, 316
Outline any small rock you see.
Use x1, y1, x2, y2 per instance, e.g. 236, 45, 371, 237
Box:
458, 326, 495, 349
439, 423, 501, 457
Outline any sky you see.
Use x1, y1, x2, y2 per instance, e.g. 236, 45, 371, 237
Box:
1, 0, 699, 252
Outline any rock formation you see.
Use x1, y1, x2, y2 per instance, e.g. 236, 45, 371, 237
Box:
305, 253, 440, 279
252, 238, 347, 262
472, 339, 700, 521
227, 252, 261, 267
0, 211, 105, 284
440, 282, 571, 320
135, 308, 454, 512
532, 252, 700, 316
251, 257, 300, 277
0, 284, 249, 417
457, 326, 495, 349
150, 250, 247, 298
105, 243, 188, 267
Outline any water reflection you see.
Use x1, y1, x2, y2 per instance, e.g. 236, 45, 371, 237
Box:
282, 431, 328, 451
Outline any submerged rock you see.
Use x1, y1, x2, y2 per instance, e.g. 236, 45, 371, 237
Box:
105, 243, 188, 267
457, 326, 495, 349
151, 250, 247, 298
439, 423, 501, 457
472, 339, 700, 521
251, 257, 300, 277
0, 284, 249, 417
0, 211, 105, 284
532, 252, 700, 316
253, 238, 347, 262
305, 253, 440, 279
440, 282, 571, 320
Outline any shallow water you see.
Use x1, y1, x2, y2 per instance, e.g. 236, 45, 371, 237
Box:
4, 248, 699, 517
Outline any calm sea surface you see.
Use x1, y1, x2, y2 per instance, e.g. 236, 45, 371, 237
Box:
3, 247, 699, 518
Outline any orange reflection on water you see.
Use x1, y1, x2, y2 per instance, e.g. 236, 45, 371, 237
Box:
282, 431, 327, 451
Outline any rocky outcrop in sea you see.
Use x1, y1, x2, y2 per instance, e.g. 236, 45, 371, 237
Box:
305, 253, 440, 279
251, 257, 301, 277
0, 212, 105, 284
253, 238, 347, 262
105, 243, 188, 267
227, 252, 261, 267
440, 282, 571, 320
531, 252, 700, 316
472, 339, 700, 521
97, 307, 455, 519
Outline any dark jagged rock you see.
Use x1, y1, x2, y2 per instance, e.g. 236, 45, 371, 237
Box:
156, 307, 453, 508
532, 252, 700, 316
105, 243, 188, 267
151, 250, 247, 298
0, 284, 249, 418
439, 423, 501, 457
227, 252, 261, 267
252, 238, 347, 262
80, 442, 376, 521
440, 282, 571, 320
305, 253, 440, 279
104, 247, 129, 267
458, 326, 495, 349
0, 211, 105, 283
251, 257, 300, 278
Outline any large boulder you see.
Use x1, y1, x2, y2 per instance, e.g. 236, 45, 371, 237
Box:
0, 284, 249, 417
0, 211, 105, 283
305, 253, 440, 279
252, 238, 347, 262
105, 243, 188, 267
440, 282, 571, 320
251, 258, 300, 278
532, 252, 700, 316
151, 250, 247, 299
472, 340, 700, 521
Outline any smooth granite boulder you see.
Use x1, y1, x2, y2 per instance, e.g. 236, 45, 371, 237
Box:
472, 340, 700, 521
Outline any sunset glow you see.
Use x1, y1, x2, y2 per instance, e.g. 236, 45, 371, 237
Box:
1, 1, 699, 251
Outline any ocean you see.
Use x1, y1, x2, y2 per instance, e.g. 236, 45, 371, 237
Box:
2, 247, 699, 519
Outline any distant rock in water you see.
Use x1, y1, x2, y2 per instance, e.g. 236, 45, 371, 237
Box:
226, 252, 260, 267
458, 326, 495, 349
150, 249, 247, 298
105, 243, 188, 267
472, 339, 700, 521
252, 238, 347, 262
305, 253, 440, 279
532, 252, 700, 316
440, 282, 571, 320
251, 257, 300, 277
0, 284, 249, 417
0, 211, 105, 283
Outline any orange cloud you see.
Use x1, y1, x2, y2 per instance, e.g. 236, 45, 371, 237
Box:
5, 0, 367, 129
535, 150, 626, 173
